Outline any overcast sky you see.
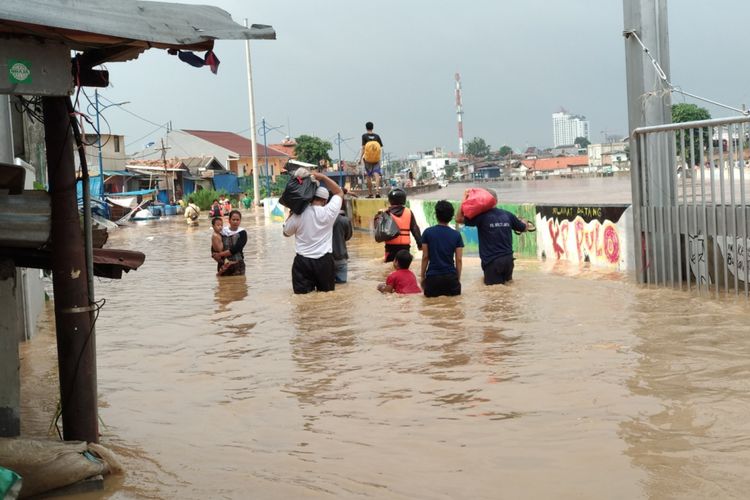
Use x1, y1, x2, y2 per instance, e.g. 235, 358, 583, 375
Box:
100, 0, 750, 159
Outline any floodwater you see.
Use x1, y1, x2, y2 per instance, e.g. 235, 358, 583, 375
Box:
19, 206, 750, 499
415, 175, 634, 204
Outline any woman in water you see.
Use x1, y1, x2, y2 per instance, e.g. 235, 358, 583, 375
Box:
212, 210, 247, 276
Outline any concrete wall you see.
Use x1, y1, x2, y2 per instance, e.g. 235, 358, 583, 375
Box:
345, 198, 634, 271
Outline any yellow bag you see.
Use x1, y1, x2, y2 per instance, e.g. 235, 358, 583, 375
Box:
363, 140, 382, 163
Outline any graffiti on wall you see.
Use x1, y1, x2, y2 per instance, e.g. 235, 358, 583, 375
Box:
536, 205, 628, 269
688, 233, 711, 285
717, 235, 750, 283
415, 200, 537, 258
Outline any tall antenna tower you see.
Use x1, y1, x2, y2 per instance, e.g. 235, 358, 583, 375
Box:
455, 72, 464, 155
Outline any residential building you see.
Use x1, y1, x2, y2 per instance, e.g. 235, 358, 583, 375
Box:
588, 142, 629, 169
82, 133, 127, 172
552, 111, 590, 147
136, 129, 291, 179
521, 155, 590, 176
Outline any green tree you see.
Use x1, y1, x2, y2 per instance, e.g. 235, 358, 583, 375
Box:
294, 134, 332, 165
465, 137, 490, 157
672, 103, 711, 166
574, 137, 590, 148
444, 163, 458, 179
498, 145, 513, 158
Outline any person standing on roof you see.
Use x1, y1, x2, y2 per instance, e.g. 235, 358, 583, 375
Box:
359, 121, 383, 198
379, 187, 422, 263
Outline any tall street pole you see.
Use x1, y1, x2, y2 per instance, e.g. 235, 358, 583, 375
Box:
261, 118, 271, 196
95, 90, 104, 200
337, 132, 343, 187
44, 96, 98, 443
244, 19, 260, 207
623, 0, 674, 280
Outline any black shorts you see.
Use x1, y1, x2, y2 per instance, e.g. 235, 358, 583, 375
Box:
384, 244, 411, 263
483, 254, 514, 285
292, 253, 335, 294
423, 273, 461, 297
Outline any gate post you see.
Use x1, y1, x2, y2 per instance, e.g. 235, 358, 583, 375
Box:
623, 0, 676, 284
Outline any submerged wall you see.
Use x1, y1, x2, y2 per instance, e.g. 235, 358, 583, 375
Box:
346, 198, 634, 271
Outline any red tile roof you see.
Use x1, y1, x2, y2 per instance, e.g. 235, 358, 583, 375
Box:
183, 130, 289, 157
521, 155, 589, 171
269, 142, 296, 158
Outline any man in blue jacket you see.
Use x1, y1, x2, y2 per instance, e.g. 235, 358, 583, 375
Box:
456, 190, 532, 285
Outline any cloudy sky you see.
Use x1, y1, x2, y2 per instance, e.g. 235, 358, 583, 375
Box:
100, 0, 750, 159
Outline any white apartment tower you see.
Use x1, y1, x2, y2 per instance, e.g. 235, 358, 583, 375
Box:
552, 111, 590, 147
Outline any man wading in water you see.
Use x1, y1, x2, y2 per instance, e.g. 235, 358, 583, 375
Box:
283, 172, 344, 293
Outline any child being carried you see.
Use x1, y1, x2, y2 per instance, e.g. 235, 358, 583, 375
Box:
211, 217, 238, 276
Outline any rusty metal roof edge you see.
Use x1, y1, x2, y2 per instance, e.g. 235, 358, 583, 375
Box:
0, 0, 276, 47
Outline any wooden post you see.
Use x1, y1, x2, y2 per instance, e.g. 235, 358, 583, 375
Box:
43, 96, 98, 442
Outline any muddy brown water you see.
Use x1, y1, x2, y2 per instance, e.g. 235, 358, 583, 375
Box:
19, 210, 750, 499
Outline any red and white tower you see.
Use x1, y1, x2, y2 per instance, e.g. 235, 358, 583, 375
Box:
455, 72, 464, 155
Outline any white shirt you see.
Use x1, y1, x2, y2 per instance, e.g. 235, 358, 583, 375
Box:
283, 195, 343, 258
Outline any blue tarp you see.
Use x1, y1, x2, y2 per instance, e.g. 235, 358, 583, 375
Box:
75, 176, 108, 217
212, 173, 240, 194
157, 189, 169, 204
106, 188, 158, 197
76, 175, 104, 200
183, 178, 195, 196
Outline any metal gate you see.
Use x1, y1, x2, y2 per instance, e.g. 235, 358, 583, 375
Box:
631, 116, 750, 295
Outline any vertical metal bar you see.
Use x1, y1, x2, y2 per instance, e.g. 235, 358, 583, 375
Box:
718, 126, 728, 293
43, 96, 99, 443
690, 127, 701, 293
630, 134, 645, 284
739, 122, 749, 295
663, 131, 675, 287
698, 129, 709, 293
728, 124, 739, 293
657, 132, 668, 286
708, 127, 720, 296
679, 129, 688, 291
645, 134, 658, 285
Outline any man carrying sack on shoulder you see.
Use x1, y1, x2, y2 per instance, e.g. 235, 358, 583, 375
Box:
283, 172, 344, 294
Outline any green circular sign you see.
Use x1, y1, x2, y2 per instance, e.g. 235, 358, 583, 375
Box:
9, 62, 31, 82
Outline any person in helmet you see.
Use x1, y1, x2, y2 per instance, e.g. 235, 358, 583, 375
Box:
379, 187, 422, 263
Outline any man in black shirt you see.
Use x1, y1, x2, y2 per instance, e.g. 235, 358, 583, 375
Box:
360, 121, 383, 198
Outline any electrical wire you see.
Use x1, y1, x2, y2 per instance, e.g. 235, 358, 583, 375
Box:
628, 31, 750, 116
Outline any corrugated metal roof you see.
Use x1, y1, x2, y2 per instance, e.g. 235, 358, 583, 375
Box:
183, 130, 291, 157
0, 0, 274, 54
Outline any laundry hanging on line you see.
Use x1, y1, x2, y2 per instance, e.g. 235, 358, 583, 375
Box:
167, 49, 221, 74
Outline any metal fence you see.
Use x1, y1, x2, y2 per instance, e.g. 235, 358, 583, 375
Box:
631, 116, 750, 295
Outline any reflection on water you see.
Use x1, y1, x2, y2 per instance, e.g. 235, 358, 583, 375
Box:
18, 211, 750, 499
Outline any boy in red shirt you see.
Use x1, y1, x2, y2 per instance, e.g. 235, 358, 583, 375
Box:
378, 249, 421, 294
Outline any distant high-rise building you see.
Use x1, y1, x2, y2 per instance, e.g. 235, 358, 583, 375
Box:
552, 111, 590, 147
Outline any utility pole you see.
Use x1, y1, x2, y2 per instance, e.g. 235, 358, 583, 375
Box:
44, 96, 98, 442
244, 19, 260, 207
334, 132, 352, 187
95, 90, 103, 200
261, 118, 271, 196
623, 0, 675, 278
455, 73, 464, 155
156, 139, 171, 203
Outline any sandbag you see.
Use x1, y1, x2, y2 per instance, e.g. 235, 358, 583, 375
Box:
460, 188, 496, 219
279, 175, 316, 215
374, 211, 400, 242
0, 438, 120, 498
